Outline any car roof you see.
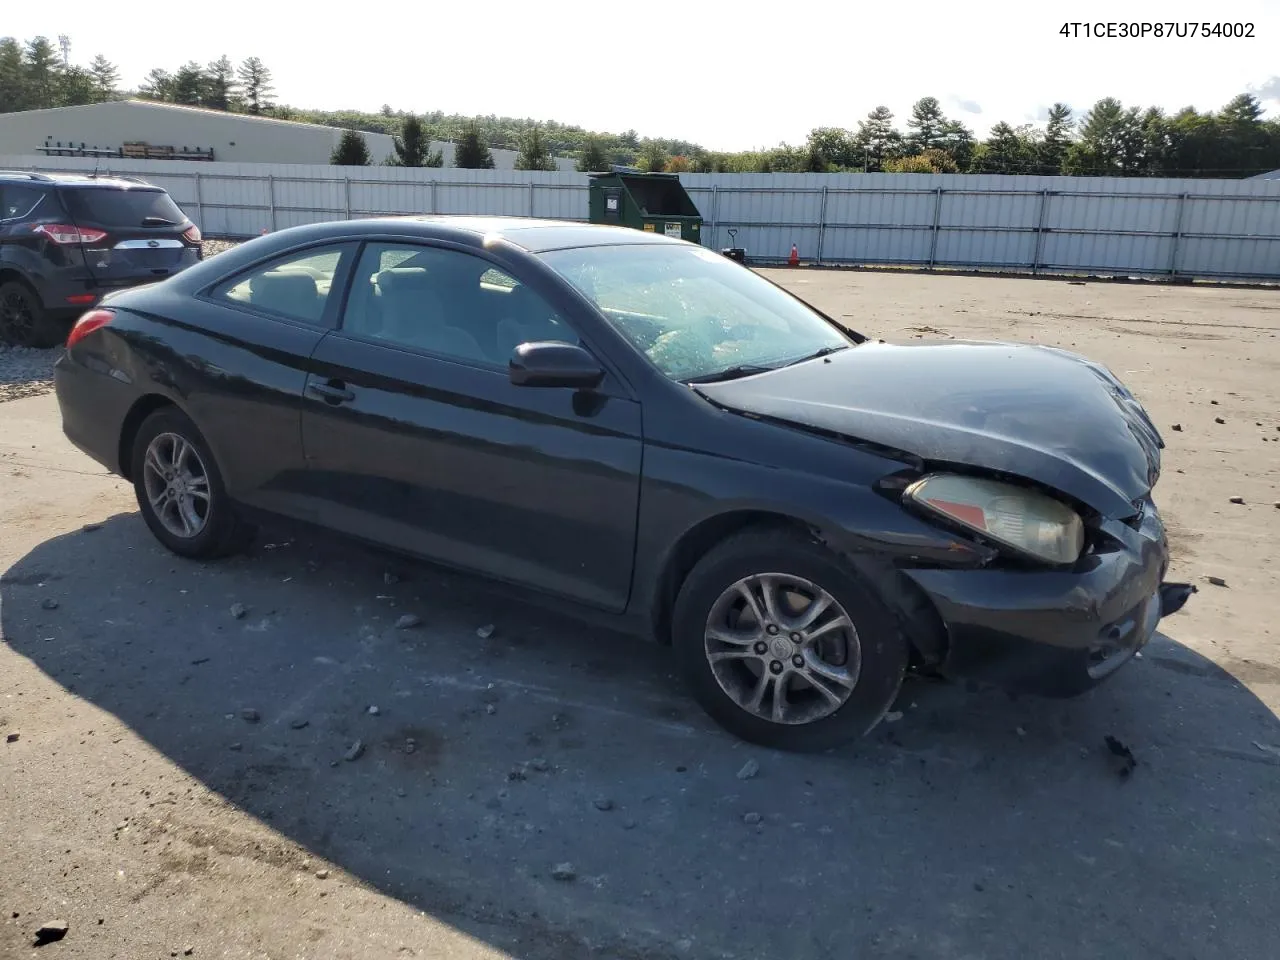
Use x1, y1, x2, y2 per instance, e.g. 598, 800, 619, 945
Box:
0, 171, 164, 190
280, 215, 689, 254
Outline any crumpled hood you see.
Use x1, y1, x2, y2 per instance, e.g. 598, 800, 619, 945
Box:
695, 340, 1163, 519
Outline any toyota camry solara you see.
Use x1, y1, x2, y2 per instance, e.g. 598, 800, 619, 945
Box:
54, 216, 1194, 751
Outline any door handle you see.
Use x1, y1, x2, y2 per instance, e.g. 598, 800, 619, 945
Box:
308, 379, 355, 403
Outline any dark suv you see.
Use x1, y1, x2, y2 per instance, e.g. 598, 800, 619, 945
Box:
0, 171, 203, 347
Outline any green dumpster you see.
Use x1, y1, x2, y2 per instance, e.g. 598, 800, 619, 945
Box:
588, 170, 702, 243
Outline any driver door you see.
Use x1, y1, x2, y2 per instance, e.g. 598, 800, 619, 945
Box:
298, 241, 644, 612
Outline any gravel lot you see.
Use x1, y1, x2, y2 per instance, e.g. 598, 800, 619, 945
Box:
2, 268, 1279, 960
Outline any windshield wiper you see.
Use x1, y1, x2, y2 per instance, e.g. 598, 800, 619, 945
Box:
782, 344, 850, 367
142, 216, 178, 226
684, 364, 776, 384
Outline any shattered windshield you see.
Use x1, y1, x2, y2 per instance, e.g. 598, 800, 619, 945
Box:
539, 244, 851, 382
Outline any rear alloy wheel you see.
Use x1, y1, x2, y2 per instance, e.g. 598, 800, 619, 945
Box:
131, 408, 254, 559
0, 280, 63, 348
673, 528, 908, 751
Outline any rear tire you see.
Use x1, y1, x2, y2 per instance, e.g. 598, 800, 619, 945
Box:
130, 407, 254, 560
672, 526, 908, 752
0, 280, 64, 348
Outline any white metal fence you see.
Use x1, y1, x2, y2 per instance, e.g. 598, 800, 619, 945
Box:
5, 154, 1280, 282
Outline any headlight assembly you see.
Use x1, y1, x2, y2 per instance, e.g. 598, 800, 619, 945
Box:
904, 473, 1085, 565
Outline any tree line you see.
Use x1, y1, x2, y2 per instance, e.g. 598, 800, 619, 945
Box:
4, 34, 1278, 178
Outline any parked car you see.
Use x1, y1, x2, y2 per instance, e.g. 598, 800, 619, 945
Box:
53, 216, 1193, 751
0, 171, 202, 348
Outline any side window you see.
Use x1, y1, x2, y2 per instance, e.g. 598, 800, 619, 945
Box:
341, 242, 576, 366
1, 184, 45, 221
211, 245, 351, 326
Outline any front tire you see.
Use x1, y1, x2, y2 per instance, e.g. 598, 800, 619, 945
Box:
0, 280, 64, 348
130, 407, 254, 559
672, 527, 908, 752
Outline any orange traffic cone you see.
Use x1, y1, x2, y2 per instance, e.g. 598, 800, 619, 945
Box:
789, 243, 799, 267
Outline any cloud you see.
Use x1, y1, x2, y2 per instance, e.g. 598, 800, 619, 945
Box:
949, 96, 982, 115
1251, 76, 1280, 102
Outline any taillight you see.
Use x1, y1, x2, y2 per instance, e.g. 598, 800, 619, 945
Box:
183, 223, 202, 244
33, 223, 109, 245
66, 308, 114, 348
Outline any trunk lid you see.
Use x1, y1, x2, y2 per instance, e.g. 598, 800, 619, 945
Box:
693, 340, 1163, 520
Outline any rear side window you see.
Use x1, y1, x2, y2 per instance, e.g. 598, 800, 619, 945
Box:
211, 244, 353, 327
1, 184, 45, 220
60, 187, 187, 227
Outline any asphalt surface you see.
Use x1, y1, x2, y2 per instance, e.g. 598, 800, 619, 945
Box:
3, 269, 1280, 959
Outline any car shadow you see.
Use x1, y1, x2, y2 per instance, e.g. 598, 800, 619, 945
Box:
4, 513, 1280, 960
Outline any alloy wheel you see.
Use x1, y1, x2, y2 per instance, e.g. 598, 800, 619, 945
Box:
0, 287, 36, 344
142, 432, 212, 539
704, 572, 861, 725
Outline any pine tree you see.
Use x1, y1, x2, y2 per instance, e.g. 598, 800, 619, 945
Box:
237, 57, 274, 114
1038, 103, 1074, 175
58, 65, 96, 106
171, 61, 207, 106
88, 54, 120, 102
455, 122, 495, 168
854, 106, 902, 171
139, 68, 174, 101
204, 55, 237, 111
515, 123, 556, 171
24, 36, 62, 109
331, 128, 371, 165
0, 38, 28, 113
391, 114, 441, 166
576, 137, 609, 172
906, 97, 947, 153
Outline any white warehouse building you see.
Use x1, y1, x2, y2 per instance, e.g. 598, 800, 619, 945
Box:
0, 100, 574, 171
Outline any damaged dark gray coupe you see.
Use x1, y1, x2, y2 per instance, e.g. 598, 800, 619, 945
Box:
54, 216, 1193, 750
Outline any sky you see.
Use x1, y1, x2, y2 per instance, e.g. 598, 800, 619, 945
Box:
8, 0, 1280, 151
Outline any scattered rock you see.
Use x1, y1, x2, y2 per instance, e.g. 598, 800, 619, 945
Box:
396, 788, 407, 798
315, 869, 330, 879
1104, 735, 1137, 779
229, 742, 242, 752
230, 602, 247, 620
743, 812, 763, 825
528, 757, 550, 772
1229, 496, 1245, 505
1274, 502, 1280, 509
403, 739, 416, 754
5, 732, 18, 744
623, 818, 637, 830
34, 921, 69, 945
485, 704, 497, 716
883, 711, 904, 723
40, 598, 59, 611
1170, 423, 1182, 432
1210, 399, 1219, 405
184, 948, 194, 956
1207, 576, 1227, 587
476, 624, 495, 639
241, 708, 260, 723
736, 759, 760, 780
508, 765, 528, 781
395, 614, 422, 630
289, 718, 309, 730
593, 798, 614, 812
344, 740, 365, 762
551, 863, 577, 882
367, 705, 380, 716
82, 522, 102, 532
1214, 417, 1226, 425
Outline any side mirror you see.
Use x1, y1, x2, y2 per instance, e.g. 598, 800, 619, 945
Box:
509, 341, 605, 389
